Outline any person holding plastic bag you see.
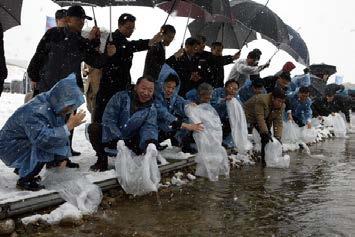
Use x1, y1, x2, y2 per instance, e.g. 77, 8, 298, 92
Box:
0, 74, 85, 191
244, 88, 286, 166
155, 64, 204, 149
88, 76, 159, 171
285, 86, 313, 128
238, 77, 266, 104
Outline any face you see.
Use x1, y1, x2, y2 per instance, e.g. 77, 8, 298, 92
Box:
135, 79, 154, 103
252, 86, 264, 95
247, 58, 257, 66
185, 43, 199, 56
56, 17, 67, 27
326, 95, 335, 102
119, 21, 135, 38
197, 41, 206, 52
298, 92, 310, 102
277, 78, 290, 89
272, 97, 284, 109
198, 91, 212, 104
162, 32, 175, 46
164, 81, 177, 99
211, 46, 223, 56
225, 82, 238, 96
67, 16, 85, 32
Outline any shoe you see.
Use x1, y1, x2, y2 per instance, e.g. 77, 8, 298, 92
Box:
71, 150, 81, 156
16, 178, 45, 191
90, 162, 108, 172
181, 145, 197, 154
14, 168, 19, 175
66, 160, 80, 168
157, 144, 168, 151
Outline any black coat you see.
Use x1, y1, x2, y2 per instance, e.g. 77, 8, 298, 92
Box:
143, 42, 165, 80
312, 95, 352, 122
166, 51, 199, 97
206, 55, 234, 88
27, 27, 107, 93
0, 22, 7, 96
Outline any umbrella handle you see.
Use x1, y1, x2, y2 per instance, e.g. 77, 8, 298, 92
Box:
91, 6, 97, 27
267, 48, 280, 63
109, 5, 113, 42
163, 0, 178, 26
181, 2, 192, 47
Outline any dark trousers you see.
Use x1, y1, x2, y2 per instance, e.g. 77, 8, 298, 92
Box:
249, 124, 269, 165
19, 162, 45, 181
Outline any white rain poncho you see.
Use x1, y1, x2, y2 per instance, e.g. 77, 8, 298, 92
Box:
282, 121, 301, 144
185, 104, 230, 181
265, 138, 290, 168
42, 169, 102, 214
226, 98, 253, 153
115, 141, 161, 196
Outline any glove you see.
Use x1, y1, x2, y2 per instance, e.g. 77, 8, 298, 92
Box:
171, 119, 183, 130
260, 132, 273, 144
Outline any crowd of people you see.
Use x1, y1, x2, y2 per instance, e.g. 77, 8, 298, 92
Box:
0, 6, 352, 191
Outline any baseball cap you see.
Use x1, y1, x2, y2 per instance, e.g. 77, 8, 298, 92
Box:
67, 5, 92, 20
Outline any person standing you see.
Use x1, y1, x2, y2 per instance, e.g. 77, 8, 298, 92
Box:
0, 22, 7, 97
55, 9, 68, 27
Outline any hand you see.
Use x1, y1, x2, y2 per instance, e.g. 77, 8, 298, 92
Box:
225, 95, 234, 101
174, 48, 185, 59
106, 43, 116, 57
188, 102, 198, 107
262, 63, 270, 69
190, 72, 201, 82
88, 26, 100, 41
149, 32, 163, 46
260, 132, 273, 143
307, 122, 312, 129
331, 112, 336, 116
59, 160, 67, 169
66, 110, 86, 130
233, 50, 241, 60
182, 122, 204, 132
287, 113, 293, 121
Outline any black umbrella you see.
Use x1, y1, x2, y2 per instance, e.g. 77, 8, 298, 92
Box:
53, 0, 155, 7
309, 63, 337, 76
188, 19, 256, 49
0, 0, 23, 31
230, 0, 289, 45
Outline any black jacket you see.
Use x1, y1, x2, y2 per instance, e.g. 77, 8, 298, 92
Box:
27, 27, 107, 93
312, 95, 352, 122
0, 22, 7, 96
143, 42, 165, 80
166, 51, 199, 97
99, 30, 149, 93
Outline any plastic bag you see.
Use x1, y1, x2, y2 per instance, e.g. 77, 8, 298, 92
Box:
185, 104, 230, 181
115, 141, 161, 196
42, 169, 102, 214
226, 98, 253, 153
252, 128, 261, 152
265, 139, 290, 168
331, 113, 347, 137
282, 121, 301, 144
301, 127, 318, 144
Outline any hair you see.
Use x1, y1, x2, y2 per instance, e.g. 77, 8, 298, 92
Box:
164, 74, 179, 86
161, 24, 176, 34
136, 75, 155, 85
252, 78, 264, 88
118, 13, 136, 26
247, 48, 262, 60
185, 37, 199, 47
55, 9, 67, 20
211, 42, 223, 49
303, 68, 310, 74
197, 83, 213, 95
224, 79, 239, 88
298, 86, 310, 94
196, 35, 207, 43
279, 71, 291, 81
272, 87, 286, 100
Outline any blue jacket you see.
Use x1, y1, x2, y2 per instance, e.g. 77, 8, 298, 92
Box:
102, 91, 158, 151
155, 64, 187, 132
0, 74, 84, 177
288, 74, 311, 93
238, 80, 266, 104
286, 93, 313, 126
210, 87, 239, 122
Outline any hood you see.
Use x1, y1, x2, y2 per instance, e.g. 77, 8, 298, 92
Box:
46, 73, 85, 114
155, 64, 181, 105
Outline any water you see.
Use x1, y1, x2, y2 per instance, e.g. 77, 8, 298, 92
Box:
32, 133, 355, 237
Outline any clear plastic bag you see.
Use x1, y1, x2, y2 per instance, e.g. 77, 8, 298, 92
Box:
226, 98, 253, 153
331, 113, 347, 137
282, 121, 301, 144
265, 138, 290, 168
301, 127, 318, 144
252, 128, 262, 152
185, 104, 230, 181
115, 141, 161, 196
42, 169, 102, 214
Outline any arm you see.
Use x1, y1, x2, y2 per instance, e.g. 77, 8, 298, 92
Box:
273, 108, 284, 139
130, 39, 150, 53
236, 61, 263, 75
254, 99, 269, 134
102, 93, 123, 141
82, 38, 109, 69
139, 106, 159, 151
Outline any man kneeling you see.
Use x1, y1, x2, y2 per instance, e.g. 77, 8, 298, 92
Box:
0, 74, 86, 191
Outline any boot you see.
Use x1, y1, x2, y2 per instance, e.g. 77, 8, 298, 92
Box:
90, 155, 108, 172
16, 177, 45, 191
71, 149, 81, 156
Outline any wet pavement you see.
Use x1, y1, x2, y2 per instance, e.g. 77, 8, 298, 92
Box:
31, 133, 354, 237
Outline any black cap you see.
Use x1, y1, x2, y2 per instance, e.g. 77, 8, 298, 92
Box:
55, 9, 67, 20
67, 5, 92, 20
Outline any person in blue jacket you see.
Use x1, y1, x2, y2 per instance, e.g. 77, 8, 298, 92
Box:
88, 76, 159, 172
238, 77, 266, 104
285, 86, 313, 128
0, 74, 86, 191
155, 64, 204, 148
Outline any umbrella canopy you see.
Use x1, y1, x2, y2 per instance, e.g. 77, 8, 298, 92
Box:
309, 63, 337, 76
230, 0, 289, 45
188, 19, 256, 49
0, 0, 23, 31
269, 25, 310, 66
53, 0, 155, 7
